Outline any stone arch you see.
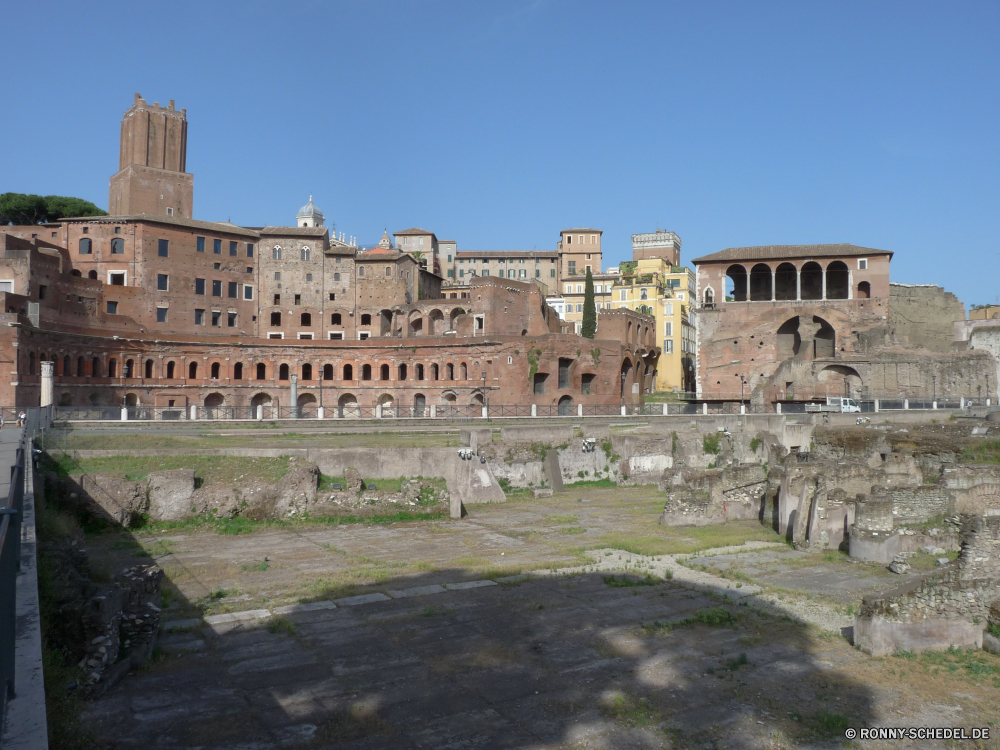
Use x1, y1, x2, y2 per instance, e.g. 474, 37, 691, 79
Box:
296, 393, 317, 416
125, 393, 139, 408
279, 363, 290, 380
377, 393, 395, 417
800, 262, 822, 300
620, 357, 634, 400
302, 363, 313, 381
256, 362, 266, 380
362, 364, 372, 381
449, 307, 465, 330
460, 362, 468, 380
749, 263, 772, 301
380, 309, 393, 336
210, 361, 220, 379
343, 363, 353, 380
813, 316, 836, 358
428, 309, 444, 335
775, 262, 797, 301
77, 356, 85, 377
233, 362, 243, 380
817, 364, 862, 397
557, 395, 574, 416
323, 364, 334, 381
725, 264, 747, 302
777, 317, 802, 358
413, 393, 427, 417
703, 286, 715, 306
338, 393, 359, 418
440, 390, 457, 405
826, 261, 849, 299
398, 363, 408, 380
166, 361, 175, 379
187, 360, 196, 379
408, 310, 423, 336
205, 393, 225, 408
857, 281, 871, 299
380, 363, 390, 381
105, 356, 113, 378
446, 362, 455, 380
431, 363, 440, 381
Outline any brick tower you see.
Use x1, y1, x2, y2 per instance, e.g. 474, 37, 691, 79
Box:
108, 93, 193, 218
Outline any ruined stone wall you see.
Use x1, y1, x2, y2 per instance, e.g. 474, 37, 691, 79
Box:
889, 283, 966, 353
877, 485, 954, 526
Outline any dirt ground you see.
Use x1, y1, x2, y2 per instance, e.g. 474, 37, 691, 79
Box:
75, 484, 1000, 749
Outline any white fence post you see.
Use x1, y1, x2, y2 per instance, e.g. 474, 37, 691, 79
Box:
776, 402, 781, 414
430, 404, 437, 418
375, 404, 382, 419
904, 399, 909, 410
662, 403, 668, 416
120, 407, 128, 422
961, 397, 965, 409
578, 403, 583, 417
702, 403, 708, 415
531, 404, 537, 417
875, 399, 880, 413
482, 406, 488, 419
317, 406, 325, 419
932, 401, 937, 410
620, 405, 627, 416
256, 405, 263, 420
190, 404, 198, 420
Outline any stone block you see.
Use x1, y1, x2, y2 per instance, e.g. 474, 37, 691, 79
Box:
983, 632, 1000, 655
855, 614, 983, 657
444, 580, 497, 590
272, 601, 336, 615
161, 618, 202, 632
334, 593, 390, 606
204, 609, 271, 625
387, 585, 446, 599
147, 469, 195, 521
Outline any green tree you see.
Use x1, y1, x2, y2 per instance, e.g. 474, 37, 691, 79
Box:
0, 193, 106, 225
581, 266, 597, 338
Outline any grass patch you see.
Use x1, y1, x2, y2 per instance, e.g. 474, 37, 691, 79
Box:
601, 691, 659, 727
565, 478, 617, 488
603, 574, 663, 588
129, 509, 448, 537
961, 438, 1000, 464
800, 711, 850, 739
266, 616, 296, 636
53, 454, 291, 486
597, 519, 783, 557
642, 606, 739, 635
547, 514, 579, 525
241, 560, 269, 572
702, 434, 721, 455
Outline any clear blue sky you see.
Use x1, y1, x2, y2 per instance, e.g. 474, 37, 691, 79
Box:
4, 1, 998, 306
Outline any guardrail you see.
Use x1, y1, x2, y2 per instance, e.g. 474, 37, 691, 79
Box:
0, 446, 25, 732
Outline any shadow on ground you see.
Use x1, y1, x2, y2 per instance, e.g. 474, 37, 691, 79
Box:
34, 457, 878, 750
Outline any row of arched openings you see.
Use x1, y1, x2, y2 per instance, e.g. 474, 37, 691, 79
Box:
721, 261, 869, 302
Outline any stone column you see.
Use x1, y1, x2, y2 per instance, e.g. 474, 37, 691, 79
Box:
796, 270, 801, 301
847, 269, 853, 300
290, 374, 298, 418
771, 269, 776, 301
40, 361, 54, 407
821, 269, 827, 301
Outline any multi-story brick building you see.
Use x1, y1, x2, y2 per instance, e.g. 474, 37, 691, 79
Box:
691, 244, 994, 403
0, 95, 659, 413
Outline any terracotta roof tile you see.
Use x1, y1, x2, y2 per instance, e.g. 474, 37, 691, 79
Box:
692, 243, 892, 264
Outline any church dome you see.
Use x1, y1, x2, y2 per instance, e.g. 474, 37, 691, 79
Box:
297, 195, 324, 219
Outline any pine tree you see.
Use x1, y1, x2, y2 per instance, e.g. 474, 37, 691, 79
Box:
581, 267, 597, 338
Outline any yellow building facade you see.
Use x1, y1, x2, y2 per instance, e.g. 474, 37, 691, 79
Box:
611, 257, 696, 392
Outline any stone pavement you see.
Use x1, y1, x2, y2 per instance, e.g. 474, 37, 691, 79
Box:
82, 545, 880, 750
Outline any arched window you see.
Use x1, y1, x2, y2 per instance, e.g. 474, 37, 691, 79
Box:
124, 359, 134, 378
416, 364, 424, 380
279, 363, 290, 380
431, 363, 439, 381
92, 357, 101, 377
460, 362, 467, 380
301, 247, 310, 261
77, 356, 85, 377
188, 361, 197, 379
210, 362, 220, 379
256, 363, 266, 380
358, 266, 365, 277
725, 265, 747, 302
447, 363, 454, 380
79, 238, 92, 255
107, 358, 116, 378
826, 261, 849, 299
166, 361, 175, 379
111, 238, 124, 255
71, 269, 82, 277
398, 363, 407, 380
323, 364, 333, 380
88, 270, 97, 280
272, 245, 283, 260
233, 362, 243, 380
62, 355, 71, 375
302, 363, 312, 381
749, 264, 772, 301
362, 364, 372, 381
857, 281, 871, 299
144, 359, 153, 378
343, 363, 353, 380
300, 312, 311, 326
380, 364, 390, 381
331, 313, 342, 325
385, 266, 392, 277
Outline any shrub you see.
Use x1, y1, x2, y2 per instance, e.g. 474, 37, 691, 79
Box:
702, 434, 721, 455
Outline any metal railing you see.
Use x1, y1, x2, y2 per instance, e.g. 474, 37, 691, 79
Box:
0, 446, 25, 729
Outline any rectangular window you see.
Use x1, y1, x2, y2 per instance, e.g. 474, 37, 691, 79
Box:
483, 270, 489, 276
665, 302, 673, 315
246, 243, 254, 257
305, 273, 312, 282
197, 236, 205, 252
565, 285, 572, 294
156, 307, 167, 323
620, 290, 627, 301
576, 303, 582, 312
519, 270, 526, 278
246, 266, 253, 273
243, 285, 253, 300
447, 270, 454, 278
460, 270, 465, 278
328, 332, 344, 340
268, 332, 283, 339
298, 333, 313, 340
213, 239, 221, 254
664, 339, 674, 353
447, 255, 452, 262
157, 239, 168, 257
228, 312, 236, 327
157, 273, 168, 291
229, 241, 237, 256
195, 278, 205, 295
358, 332, 369, 340
586, 254, 592, 260
328, 292, 336, 301
211, 311, 221, 327
665, 321, 673, 336
294, 294, 301, 305
212, 280, 222, 297
576, 285, 583, 294
858, 258, 868, 270
274, 294, 280, 304
535, 269, 540, 278
550, 269, 555, 277
109, 272, 126, 286
195, 308, 205, 325
334, 272, 341, 281
38, 285, 46, 300
274, 272, 280, 280
228, 281, 238, 298
107, 301, 118, 314
568, 261, 576, 275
